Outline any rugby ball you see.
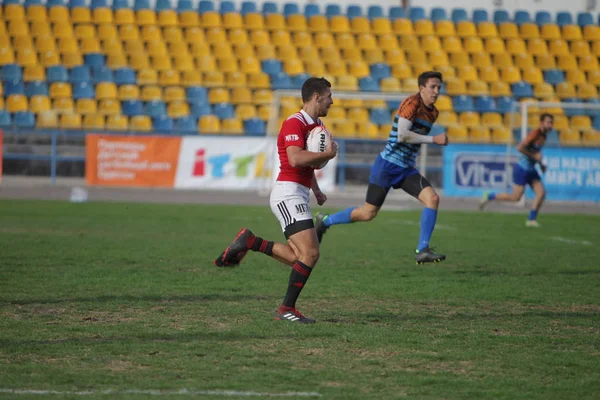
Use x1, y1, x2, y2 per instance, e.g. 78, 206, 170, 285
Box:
306, 126, 331, 170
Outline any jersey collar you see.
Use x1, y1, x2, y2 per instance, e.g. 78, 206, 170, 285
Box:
300, 109, 316, 125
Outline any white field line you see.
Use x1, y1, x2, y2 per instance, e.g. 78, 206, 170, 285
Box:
550, 236, 592, 246
0, 388, 322, 397
395, 220, 457, 231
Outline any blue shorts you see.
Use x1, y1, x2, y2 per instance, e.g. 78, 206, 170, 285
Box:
513, 165, 541, 186
369, 155, 420, 189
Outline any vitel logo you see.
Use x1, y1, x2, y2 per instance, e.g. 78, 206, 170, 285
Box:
454, 153, 519, 188
192, 148, 271, 179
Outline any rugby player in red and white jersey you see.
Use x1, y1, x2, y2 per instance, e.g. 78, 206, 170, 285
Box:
213, 77, 337, 323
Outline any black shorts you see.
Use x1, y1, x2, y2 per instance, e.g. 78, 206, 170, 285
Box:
366, 173, 432, 207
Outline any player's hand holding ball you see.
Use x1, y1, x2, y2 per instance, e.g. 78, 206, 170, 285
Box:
306, 126, 337, 169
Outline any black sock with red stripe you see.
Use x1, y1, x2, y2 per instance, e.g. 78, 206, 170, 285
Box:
282, 261, 313, 308
247, 235, 274, 256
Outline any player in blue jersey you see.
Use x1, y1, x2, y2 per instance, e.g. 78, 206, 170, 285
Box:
479, 113, 554, 227
315, 71, 449, 264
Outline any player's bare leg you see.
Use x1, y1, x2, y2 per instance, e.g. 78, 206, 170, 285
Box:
315, 202, 380, 243
414, 187, 445, 264
526, 180, 546, 227
480, 185, 525, 210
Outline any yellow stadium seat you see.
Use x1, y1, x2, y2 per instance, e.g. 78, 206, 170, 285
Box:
513, 54, 534, 69
179, 10, 199, 27
372, 17, 392, 35
76, 99, 97, 115
276, 44, 298, 60
522, 67, 543, 84
49, 82, 71, 99
434, 20, 455, 37
16, 49, 37, 67
184, 27, 205, 44
223, 71, 245, 87
236, 104, 257, 120
198, 115, 221, 134
287, 14, 307, 32
400, 35, 420, 51
456, 21, 476, 38
114, 8, 134, 25
570, 115, 592, 130
336, 75, 358, 91
201, 11, 220, 28
179, 70, 201, 87
97, 24, 118, 40
58, 37, 78, 54
119, 25, 140, 41
587, 70, 600, 86
141, 25, 162, 42
385, 49, 407, 65
173, 55, 194, 72
481, 112, 503, 128
48, 6, 68, 23
469, 126, 491, 143
220, 118, 244, 134
151, 56, 172, 71
444, 78, 466, 95
215, 56, 237, 73
503, 112, 521, 128
393, 18, 413, 35
356, 122, 380, 139
437, 65, 456, 78
566, 69, 586, 84
256, 105, 272, 121
272, 30, 293, 46
140, 86, 162, 101
147, 41, 168, 57
562, 25, 582, 41
135, 69, 156, 86
313, 32, 334, 49
230, 87, 252, 104
551, 115, 568, 131
428, 49, 449, 68
342, 47, 363, 62
549, 39, 569, 56
83, 114, 104, 130
379, 77, 400, 93
27, 5, 47, 22
252, 89, 272, 105
325, 106, 346, 121
349, 61, 369, 78
162, 26, 183, 43
447, 124, 468, 142
127, 115, 151, 132
266, 13, 286, 31
457, 65, 478, 82
498, 22, 519, 39
449, 52, 470, 67
459, 112, 481, 128
376, 34, 398, 51
8, 21, 30, 37
485, 38, 506, 54
211, 43, 233, 59
243, 12, 264, 30
71, 6, 91, 24
559, 129, 581, 145
93, 7, 112, 24
29, 95, 50, 113
581, 130, 600, 146
81, 38, 101, 54
61, 53, 83, 68
329, 15, 350, 34
305, 15, 326, 33
157, 10, 178, 27
205, 28, 226, 45
336, 33, 356, 50
245, 72, 268, 89
23, 65, 45, 82
463, 37, 484, 53
37, 112, 58, 129
323, 59, 345, 76
533, 82, 555, 98
357, 33, 377, 50
467, 80, 489, 96
290, 31, 312, 47
128, 54, 149, 70
203, 71, 224, 87
490, 81, 511, 97
59, 113, 82, 129
577, 83, 598, 99
106, 53, 127, 69
506, 38, 526, 55
571, 40, 591, 57
533, 54, 555, 70
167, 101, 189, 118
519, 23, 539, 39
98, 99, 121, 115
39, 50, 60, 67
4, 3, 25, 20
74, 24, 96, 40
30, 21, 52, 37
441, 36, 463, 53
162, 86, 184, 103
556, 82, 576, 98
14, 36, 34, 51
95, 82, 117, 100
228, 28, 248, 45
208, 88, 229, 104
491, 127, 512, 143
471, 53, 491, 68
52, 98, 74, 113
500, 66, 521, 84
477, 22, 498, 38
249, 30, 270, 46
116, 85, 139, 101
583, 25, 600, 41
539, 24, 561, 40
347, 107, 369, 123
415, 19, 434, 36
106, 115, 128, 131
304, 59, 325, 75
578, 54, 599, 72
421, 35, 442, 52
102, 38, 124, 55
333, 120, 357, 137
432, 95, 451, 112
364, 48, 384, 64
298, 46, 319, 62
557, 54, 578, 71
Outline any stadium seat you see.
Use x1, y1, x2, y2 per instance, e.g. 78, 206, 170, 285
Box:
13, 111, 35, 129
197, 114, 220, 133
447, 124, 468, 142
83, 114, 105, 130
151, 115, 173, 132
534, 82, 555, 99
493, 9, 510, 24
559, 129, 581, 145
29, 95, 51, 113
472, 9, 488, 23
36, 112, 58, 129
535, 11, 552, 25
469, 126, 491, 143
172, 116, 196, 134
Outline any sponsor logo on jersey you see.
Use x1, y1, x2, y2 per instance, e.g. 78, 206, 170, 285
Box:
286, 134, 299, 142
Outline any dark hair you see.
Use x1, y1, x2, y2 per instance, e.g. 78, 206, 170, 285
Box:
301, 77, 332, 103
418, 71, 443, 88
540, 113, 553, 122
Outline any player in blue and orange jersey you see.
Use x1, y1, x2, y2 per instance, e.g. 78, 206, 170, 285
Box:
315, 71, 450, 264
479, 113, 554, 227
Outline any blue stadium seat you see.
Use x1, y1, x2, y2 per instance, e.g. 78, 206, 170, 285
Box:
219, 1, 236, 14
304, 4, 320, 18
577, 12, 594, 27
535, 11, 552, 25
244, 118, 266, 136
409, 7, 426, 21
25, 81, 49, 97
14, 111, 35, 129
563, 98, 586, 117
367, 5, 383, 19
84, 54, 106, 68
496, 96, 515, 114
261, 59, 283, 76
153, 115, 174, 132
593, 117, 600, 130
431, 7, 448, 22
3, 0, 21, 4
0, 110, 11, 128
389, 6, 405, 20
190, 102, 212, 118
1, 64, 22, 82
472, 9, 488, 23
213, 103, 235, 120
452, 95, 475, 113
68, 0, 86, 8
325, 4, 341, 18
543, 69, 565, 85
91, 66, 114, 83
114, 68, 137, 85
3, 80, 25, 96
113, 0, 130, 10
283, 3, 300, 17
155, 0, 172, 11
292, 73, 311, 89
370, 63, 391, 80
134, 0, 151, 11
514, 10, 532, 25
90, 0, 109, 10
241, 1, 257, 16
198, 0, 214, 13
271, 72, 294, 90
47, 65, 69, 83
70, 66, 91, 84
73, 82, 95, 99
347, 5, 362, 19
451, 8, 468, 23
370, 108, 389, 125
262, 2, 278, 15
47, 0, 67, 8
556, 12, 573, 27
386, 100, 401, 111
145, 100, 167, 118
359, 77, 379, 92
122, 99, 144, 116
176, 0, 193, 13
474, 96, 497, 113
511, 81, 533, 99
25, 0, 43, 7
439, 83, 447, 96
175, 116, 197, 134
186, 87, 208, 103
493, 10, 510, 24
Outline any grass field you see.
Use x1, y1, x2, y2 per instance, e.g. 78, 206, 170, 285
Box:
1, 199, 599, 399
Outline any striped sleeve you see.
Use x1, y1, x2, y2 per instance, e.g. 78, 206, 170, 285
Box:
397, 96, 420, 121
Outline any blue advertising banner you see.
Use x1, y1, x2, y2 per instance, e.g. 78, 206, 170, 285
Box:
443, 144, 600, 202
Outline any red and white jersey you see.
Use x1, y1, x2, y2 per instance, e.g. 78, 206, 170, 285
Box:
276, 109, 324, 188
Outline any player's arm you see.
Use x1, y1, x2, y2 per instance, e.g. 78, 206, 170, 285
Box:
311, 174, 327, 205
396, 118, 448, 145
517, 132, 542, 161
286, 142, 337, 168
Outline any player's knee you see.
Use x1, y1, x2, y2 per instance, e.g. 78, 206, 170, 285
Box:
424, 192, 440, 209
300, 247, 320, 266
363, 208, 378, 221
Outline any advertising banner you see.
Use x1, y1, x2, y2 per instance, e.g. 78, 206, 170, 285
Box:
443, 144, 600, 202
